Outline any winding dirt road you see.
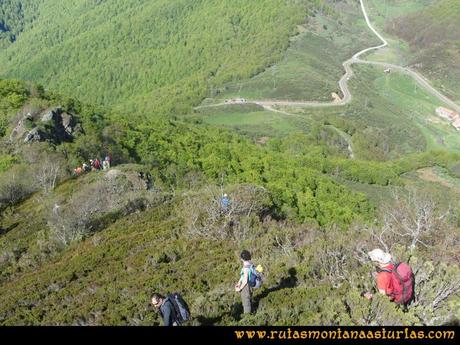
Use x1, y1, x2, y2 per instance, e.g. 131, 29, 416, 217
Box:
197, 0, 460, 114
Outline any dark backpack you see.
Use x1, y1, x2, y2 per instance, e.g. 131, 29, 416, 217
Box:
382, 262, 414, 305
167, 292, 191, 324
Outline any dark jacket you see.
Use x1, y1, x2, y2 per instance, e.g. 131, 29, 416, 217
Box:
159, 298, 177, 326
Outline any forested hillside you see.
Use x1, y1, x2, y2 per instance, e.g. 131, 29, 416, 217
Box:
0, 0, 42, 48
0, 0, 319, 115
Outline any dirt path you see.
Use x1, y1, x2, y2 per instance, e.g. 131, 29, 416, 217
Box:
417, 167, 460, 192
196, 0, 460, 114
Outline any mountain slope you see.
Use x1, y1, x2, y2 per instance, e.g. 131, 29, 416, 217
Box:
0, 0, 43, 48
1, 79, 459, 325
0, 0, 315, 115
386, 0, 460, 102
1, 0, 459, 326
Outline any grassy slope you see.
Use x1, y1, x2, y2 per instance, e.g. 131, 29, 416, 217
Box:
0, 0, 310, 115
377, 0, 460, 102
212, 0, 378, 103
192, 103, 311, 139
199, 0, 460, 162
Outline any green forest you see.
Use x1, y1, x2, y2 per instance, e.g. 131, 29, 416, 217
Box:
0, 0, 459, 326
0, 0, 317, 115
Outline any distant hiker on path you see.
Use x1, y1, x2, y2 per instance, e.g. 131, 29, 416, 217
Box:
102, 159, 109, 170
82, 163, 90, 173
235, 250, 254, 314
363, 248, 414, 306
103, 154, 111, 170
94, 158, 101, 170
74, 166, 83, 175
151, 292, 191, 326
221, 193, 230, 211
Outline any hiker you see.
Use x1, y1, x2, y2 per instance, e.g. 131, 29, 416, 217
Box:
363, 248, 414, 306
74, 166, 83, 175
151, 292, 190, 326
235, 250, 254, 314
82, 163, 90, 173
221, 193, 230, 210
102, 154, 112, 170
104, 153, 112, 169
94, 158, 101, 170
91, 158, 100, 171
145, 172, 153, 190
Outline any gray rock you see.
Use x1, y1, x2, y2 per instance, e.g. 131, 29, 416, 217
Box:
11, 106, 81, 144
24, 128, 43, 143
40, 110, 56, 122
61, 112, 73, 134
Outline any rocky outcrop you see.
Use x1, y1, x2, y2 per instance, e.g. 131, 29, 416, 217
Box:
9, 106, 82, 144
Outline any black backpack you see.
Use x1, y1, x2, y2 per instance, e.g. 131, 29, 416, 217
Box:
167, 292, 191, 324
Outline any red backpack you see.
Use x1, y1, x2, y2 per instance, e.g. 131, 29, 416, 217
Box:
382, 262, 414, 305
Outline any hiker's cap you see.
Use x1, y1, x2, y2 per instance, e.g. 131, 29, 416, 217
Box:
368, 248, 392, 264
223, 193, 228, 197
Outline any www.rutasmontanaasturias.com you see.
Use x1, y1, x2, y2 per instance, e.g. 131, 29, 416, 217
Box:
234, 328, 455, 340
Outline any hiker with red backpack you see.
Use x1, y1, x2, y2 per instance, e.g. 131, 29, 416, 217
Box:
151, 292, 191, 326
363, 248, 414, 307
94, 158, 101, 170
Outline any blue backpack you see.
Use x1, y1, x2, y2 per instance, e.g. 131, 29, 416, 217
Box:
247, 264, 263, 289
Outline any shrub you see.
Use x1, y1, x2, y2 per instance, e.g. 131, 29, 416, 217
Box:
0, 165, 36, 209
48, 170, 164, 246
178, 184, 272, 241
34, 155, 65, 194
0, 155, 18, 173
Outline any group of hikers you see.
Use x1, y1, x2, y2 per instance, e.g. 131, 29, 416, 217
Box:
73, 154, 112, 176
151, 247, 414, 326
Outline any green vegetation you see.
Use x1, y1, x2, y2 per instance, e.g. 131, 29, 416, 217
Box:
197, 0, 459, 164
2, 79, 458, 326
373, 70, 460, 153
255, 64, 460, 161
0, 0, 42, 48
193, 104, 310, 139
213, 0, 378, 103
0, 155, 18, 173
0, 174, 458, 325
0, 0, 459, 327
367, 0, 460, 102
0, 0, 321, 116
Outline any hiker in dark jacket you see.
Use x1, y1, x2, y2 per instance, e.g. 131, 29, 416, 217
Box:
151, 293, 178, 326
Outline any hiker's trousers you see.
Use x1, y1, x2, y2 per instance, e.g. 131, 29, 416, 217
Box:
241, 284, 252, 314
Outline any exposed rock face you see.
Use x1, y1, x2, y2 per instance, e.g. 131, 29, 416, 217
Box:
10, 106, 82, 144
23, 127, 43, 143
40, 109, 56, 122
